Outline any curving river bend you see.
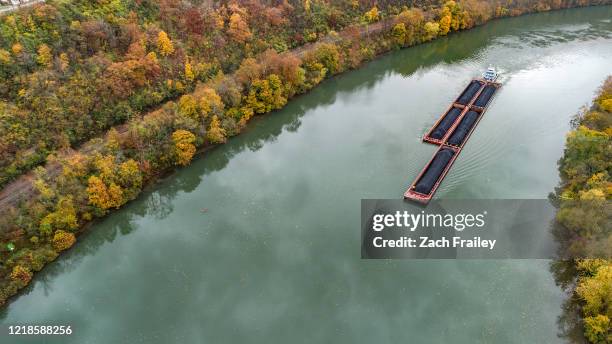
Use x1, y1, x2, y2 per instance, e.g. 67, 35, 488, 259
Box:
2, 6, 612, 344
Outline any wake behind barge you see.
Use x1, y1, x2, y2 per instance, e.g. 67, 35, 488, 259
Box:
404, 68, 501, 204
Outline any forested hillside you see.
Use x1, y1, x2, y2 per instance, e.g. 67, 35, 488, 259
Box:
1, 0, 609, 188
1, 0, 611, 309
0, 0, 445, 187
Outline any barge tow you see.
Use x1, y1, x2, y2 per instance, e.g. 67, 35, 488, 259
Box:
404, 68, 501, 204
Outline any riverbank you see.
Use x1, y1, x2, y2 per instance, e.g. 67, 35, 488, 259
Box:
552, 77, 611, 344
1, 2, 611, 307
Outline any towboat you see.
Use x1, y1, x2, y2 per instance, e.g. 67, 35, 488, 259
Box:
483, 67, 498, 82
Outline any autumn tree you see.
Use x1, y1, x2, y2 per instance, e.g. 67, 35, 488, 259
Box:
235, 58, 262, 86
245, 74, 287, 115
584, 315, 610, 343
36, 44, 52, 67
52, 230, 76, 252
266, 74, 287, 110
157, 30, 175, 56
206, 115, 227, 144
172, 129, 197, 166
260, 52, 304, 93
118, 159, 142, 200
185, 61, 195, 81
446, 1, 462, 31
439, 14, 451, 35
424, 22, 440, 41
11, 43, 23, 55
197, 87, 224, 119
392, 23, 407, 46
228, 13, 252, 43
305, 43, 340, 76
39, 197, 79, 236
87, 175, 111, 210
10, 266, 32, 286
178, 94, 199, 120
0, 49, 11, 65
396, 8, 425, 46
364, 6, 379, 23
108, 183, 124, 208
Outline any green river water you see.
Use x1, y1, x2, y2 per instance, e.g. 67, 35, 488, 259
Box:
2, 6, 612, 344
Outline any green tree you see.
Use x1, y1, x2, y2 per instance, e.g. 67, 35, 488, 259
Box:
39, 197, 79, 235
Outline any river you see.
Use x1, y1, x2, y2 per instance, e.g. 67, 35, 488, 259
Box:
2, 6, 612, 344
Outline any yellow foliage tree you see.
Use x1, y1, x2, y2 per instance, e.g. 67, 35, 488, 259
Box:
576, 264, 611, 317
172, 130, 197, 166
583, 315, 610, 344
108, 183, 125, 209
118, 159, 143, 192
198, 88, 224, 119
439, 15, 451, 35
59, 52, 70, 71
157, 30, 175, 56
0, 49, 11, 64
147, 51, 158, 64
206, 115, 227, 144
10, 265, 32, 285
11, 43, 23, 55
34, 178, 54, 200
185, 61, 195, 81
87, 175, 111, 210
424, 22, 440, 41
364, 6, 379, 23
52, 230, 76, 252
392, 23, 407, 45
36, 44, 52, 67
94, 154, 117, 184
228, 13, 252, 43
178, 94, 199, 120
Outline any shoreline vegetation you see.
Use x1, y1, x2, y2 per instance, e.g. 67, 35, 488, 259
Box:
552, 77, 611, 344
0, 1, 610, 311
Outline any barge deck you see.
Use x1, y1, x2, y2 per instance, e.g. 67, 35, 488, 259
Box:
405, 75, 501, 204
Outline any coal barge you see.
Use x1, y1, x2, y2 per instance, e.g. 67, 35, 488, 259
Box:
405, 68, 501, 204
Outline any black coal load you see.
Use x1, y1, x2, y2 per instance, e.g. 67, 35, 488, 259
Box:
414, 148, 455, 195
456, 81, 482, 105
447, 111, 479, 146
473, 85, 496, 107
430, 107, 462, 139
